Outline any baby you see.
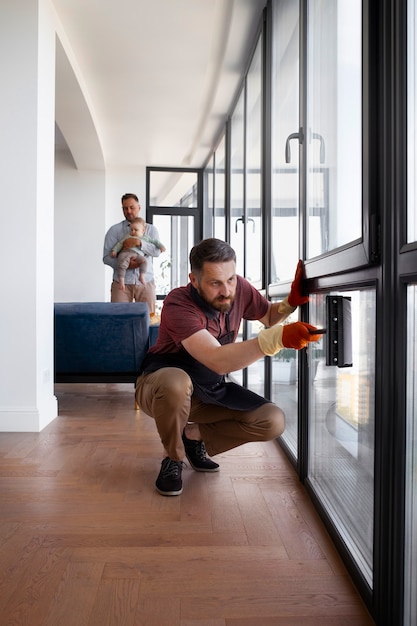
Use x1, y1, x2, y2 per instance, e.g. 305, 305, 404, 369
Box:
110, 217, 166, 290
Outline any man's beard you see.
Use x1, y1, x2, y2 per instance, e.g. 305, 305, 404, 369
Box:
198, 288, 235, 313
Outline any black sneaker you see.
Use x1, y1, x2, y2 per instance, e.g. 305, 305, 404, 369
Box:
182, 431, 220, 473
155, 457, 183, 496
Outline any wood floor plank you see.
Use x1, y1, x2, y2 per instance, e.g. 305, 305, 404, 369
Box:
226, 617, 373, 626
133, 594, 181, 626
260, 484, 325, 559
43, 561, 104, 626
87, 577, 142, 626
0, 530, 45, 613
206, 473, 246, 534
1, 545, 71, 625
181, 592, 371, 621
232, 480, 286, 546
289, 487, 351, 575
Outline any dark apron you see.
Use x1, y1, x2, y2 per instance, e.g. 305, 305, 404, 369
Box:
140, 287, 269, 411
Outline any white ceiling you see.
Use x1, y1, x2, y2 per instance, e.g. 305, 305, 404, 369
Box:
52, 0, 266, 172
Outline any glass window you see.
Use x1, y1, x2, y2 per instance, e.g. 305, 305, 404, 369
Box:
308, 289, 375, 586
214, 136, 226, 241
152, 214, 194, 303
245, 36, 263, 287
404, 285, 417, 625
270, 301, 299, 458
206, 155, 214, 236
271, 0, 300, 283
408, 0, 417, 243
149, 170, 198, 207
246, 319, 265, 397
230, 90, 245, 277
306, 0, 362, 257
229, 320, 244, 386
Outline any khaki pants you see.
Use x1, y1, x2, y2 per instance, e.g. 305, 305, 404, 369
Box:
110, 279, 156, 313
135, 367, 285, 460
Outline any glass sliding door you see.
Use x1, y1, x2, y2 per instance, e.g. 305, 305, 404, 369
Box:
270, 0, 301, 456
245, 35, 263, 288
246, 36, 265, 394
229, 34, 263, 285
228, 31, 264, 392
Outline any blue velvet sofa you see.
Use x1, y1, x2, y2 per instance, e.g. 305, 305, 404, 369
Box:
54, 302, 159, 384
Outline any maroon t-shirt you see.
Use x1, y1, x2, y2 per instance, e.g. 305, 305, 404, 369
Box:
149, 276, 269, 355
141, 277, 270, 409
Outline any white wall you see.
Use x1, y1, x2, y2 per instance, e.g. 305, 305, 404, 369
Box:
54, 150, 107, 302
0, 0, 57, 431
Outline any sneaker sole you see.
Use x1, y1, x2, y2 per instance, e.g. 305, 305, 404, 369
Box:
156, 485, 183, 496
185, 453, 220, 473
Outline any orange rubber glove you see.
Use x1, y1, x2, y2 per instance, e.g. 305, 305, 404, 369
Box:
282, 322, 322, 349
288, 260, 310, 307
258, 322, 322, 356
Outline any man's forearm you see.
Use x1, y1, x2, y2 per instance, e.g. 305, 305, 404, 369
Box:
264, 297, 296, 326
199, 338, 265, 375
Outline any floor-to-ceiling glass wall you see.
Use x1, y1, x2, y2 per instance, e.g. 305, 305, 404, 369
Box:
269, 0, 375, 595
200, 0, 417, 618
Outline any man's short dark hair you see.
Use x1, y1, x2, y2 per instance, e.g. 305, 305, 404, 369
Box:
189, 238, 236, 275
121, 193, 139, 203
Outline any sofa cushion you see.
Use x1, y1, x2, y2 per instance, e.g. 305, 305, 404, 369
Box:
54, 302, 150, 375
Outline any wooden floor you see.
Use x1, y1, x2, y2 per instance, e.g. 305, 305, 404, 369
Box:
0, 383, 375, 626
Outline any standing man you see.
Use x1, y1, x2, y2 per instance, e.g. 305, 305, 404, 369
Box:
103, 193, 162, 313
135, 238, 321, 496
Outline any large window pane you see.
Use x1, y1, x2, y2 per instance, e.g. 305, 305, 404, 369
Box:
308, 289, 375, 586
246, 319, 265, 397
307, 0, 362, 257
246, 36, 263, 286
271, 0, 300, 283
149, 170, 199, 207
404, 285, 417, 625
270, 301, 299, 457
214, 136, 226, 241
408, 0, 417, 243
230, 91, 245, 277
152, 214, 194, 302
206, 155, 214, 236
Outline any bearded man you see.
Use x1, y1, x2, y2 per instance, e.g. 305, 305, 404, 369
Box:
135, 238, 321, 496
